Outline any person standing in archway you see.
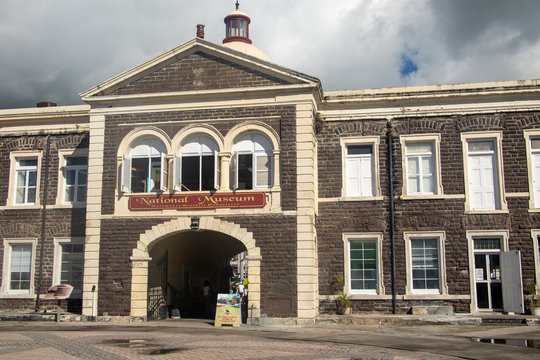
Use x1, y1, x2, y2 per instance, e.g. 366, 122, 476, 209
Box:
203, 280, 212, 318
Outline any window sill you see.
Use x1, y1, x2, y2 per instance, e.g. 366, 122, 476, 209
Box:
0, 204, 42, 211
0, 293, 35, 299
464, 209, 509, 214
400, 194, 448, 200
339, 196, 384, 202
403, 293, 448, 300
50, 204, 87, 209
350, 294, 387, 300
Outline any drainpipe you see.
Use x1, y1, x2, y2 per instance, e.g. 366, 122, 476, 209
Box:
35, 134, 51, 312
386, 119, 397, 314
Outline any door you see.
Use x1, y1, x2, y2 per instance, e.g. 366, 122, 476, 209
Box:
500, 251, 524, 313
474, 252, 503, 310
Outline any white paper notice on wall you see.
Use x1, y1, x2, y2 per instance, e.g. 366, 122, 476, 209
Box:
475, 268, 484, 281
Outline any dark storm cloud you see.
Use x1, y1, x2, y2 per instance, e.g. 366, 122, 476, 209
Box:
430, 0, 540, 55
0, 0, 539, 109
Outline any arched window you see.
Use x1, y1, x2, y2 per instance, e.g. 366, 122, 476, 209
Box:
231, 133, 272, 190
174, 135, 219, 191
121, 137, 167, 193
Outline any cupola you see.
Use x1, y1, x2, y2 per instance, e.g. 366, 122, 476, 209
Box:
223, 1, 251, 44
222, 2, 269, 61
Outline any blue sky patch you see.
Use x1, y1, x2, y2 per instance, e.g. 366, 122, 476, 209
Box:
400, 53, 418, 77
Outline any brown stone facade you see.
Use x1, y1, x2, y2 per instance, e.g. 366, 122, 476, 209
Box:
98, 215, 297, 317
101, 105, 297, 215
107, 51, 296, 96
95, 104, 299, 317
316, 112, 540, 314
0, 133, 88, 313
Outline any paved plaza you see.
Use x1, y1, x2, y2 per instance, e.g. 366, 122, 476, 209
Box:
0, 320, 539, 359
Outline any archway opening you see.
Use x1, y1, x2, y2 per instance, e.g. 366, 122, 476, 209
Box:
147, 229, 247, 320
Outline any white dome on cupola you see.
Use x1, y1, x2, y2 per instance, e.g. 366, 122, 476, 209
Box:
222, 2, 270, 61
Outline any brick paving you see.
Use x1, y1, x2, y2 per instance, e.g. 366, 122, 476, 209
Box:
0, 327, 460, 360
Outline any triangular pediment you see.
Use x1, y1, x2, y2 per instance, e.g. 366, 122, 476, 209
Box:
80, 38, 320, 100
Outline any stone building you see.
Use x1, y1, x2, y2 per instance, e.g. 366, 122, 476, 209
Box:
0, 5, 539, 323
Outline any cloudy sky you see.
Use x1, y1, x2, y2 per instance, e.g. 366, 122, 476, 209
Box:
1, 0, 540, 109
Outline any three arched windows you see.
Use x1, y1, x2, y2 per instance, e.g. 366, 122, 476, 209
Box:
120, 130, 275, 193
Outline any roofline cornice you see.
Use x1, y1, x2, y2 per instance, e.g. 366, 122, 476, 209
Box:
82, 83, 320, 106
321, 99, 540, 121
323, 79, 540, 104
0, 105, 90, 123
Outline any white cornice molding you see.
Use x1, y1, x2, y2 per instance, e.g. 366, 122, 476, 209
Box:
321, 99, 540, 120
82, 83, 318, 108
321, 80, 540, 119
0, 105, 90, 131
324, 79, 540, 102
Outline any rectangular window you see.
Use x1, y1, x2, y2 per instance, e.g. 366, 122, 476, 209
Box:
131, 157, 161, 193
2, 239, 37, 296
341, 137, 380, 199
531, 138, 540, 208
461, 132, 506, 212
15, 158, 38, 205
346, 145, 374, 197
404, 231, 447, 296
9, 244, 32, 292
400, 134, 443, 197
467, 140, 499, 210
54, 238, 84, 295
343, 233, 384, 295
524, 130, 540, 210
256, 155, 271, 187
406, 142, 434, 194
237, 153, 253, 190
349, 239, 377, 291
64, 157, 88, 204
411, 238, 439, 291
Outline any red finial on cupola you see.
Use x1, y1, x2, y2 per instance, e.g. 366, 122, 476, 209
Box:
223, 1, 252, 44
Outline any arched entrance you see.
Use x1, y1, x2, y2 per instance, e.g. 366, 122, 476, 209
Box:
129, 217, 261, 322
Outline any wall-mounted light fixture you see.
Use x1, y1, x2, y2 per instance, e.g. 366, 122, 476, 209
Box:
191, 217, 200, 230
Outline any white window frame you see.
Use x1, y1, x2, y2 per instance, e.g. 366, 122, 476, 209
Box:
524, 130, 540, 211
340, 137, 381, 199
404, 231, 448, 296
400, 134, 443, 198
231, 133, 273, 190
1, 238, 37, 297
120, 137, 168, 194
343, 233, 385, 296
466, 230, 509, 312
461, 132, 507, 213
56, 149, 88, 206
53, 237, 84, 297
174, 135, 219, 192
532, 230, 540, 296
7, 151, 42, 207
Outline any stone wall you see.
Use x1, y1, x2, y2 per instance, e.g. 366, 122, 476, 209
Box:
316, 112, 540, 314
0, 133, 88, 313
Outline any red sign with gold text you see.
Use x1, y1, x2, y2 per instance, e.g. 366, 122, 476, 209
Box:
128, 192, 266, 211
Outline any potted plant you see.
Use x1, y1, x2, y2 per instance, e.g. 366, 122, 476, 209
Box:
332, 275, 352, 315
337, 290, 352, 315
524, 283, 540, 316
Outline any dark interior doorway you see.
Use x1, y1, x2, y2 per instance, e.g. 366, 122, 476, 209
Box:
147, 230, 247, 320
